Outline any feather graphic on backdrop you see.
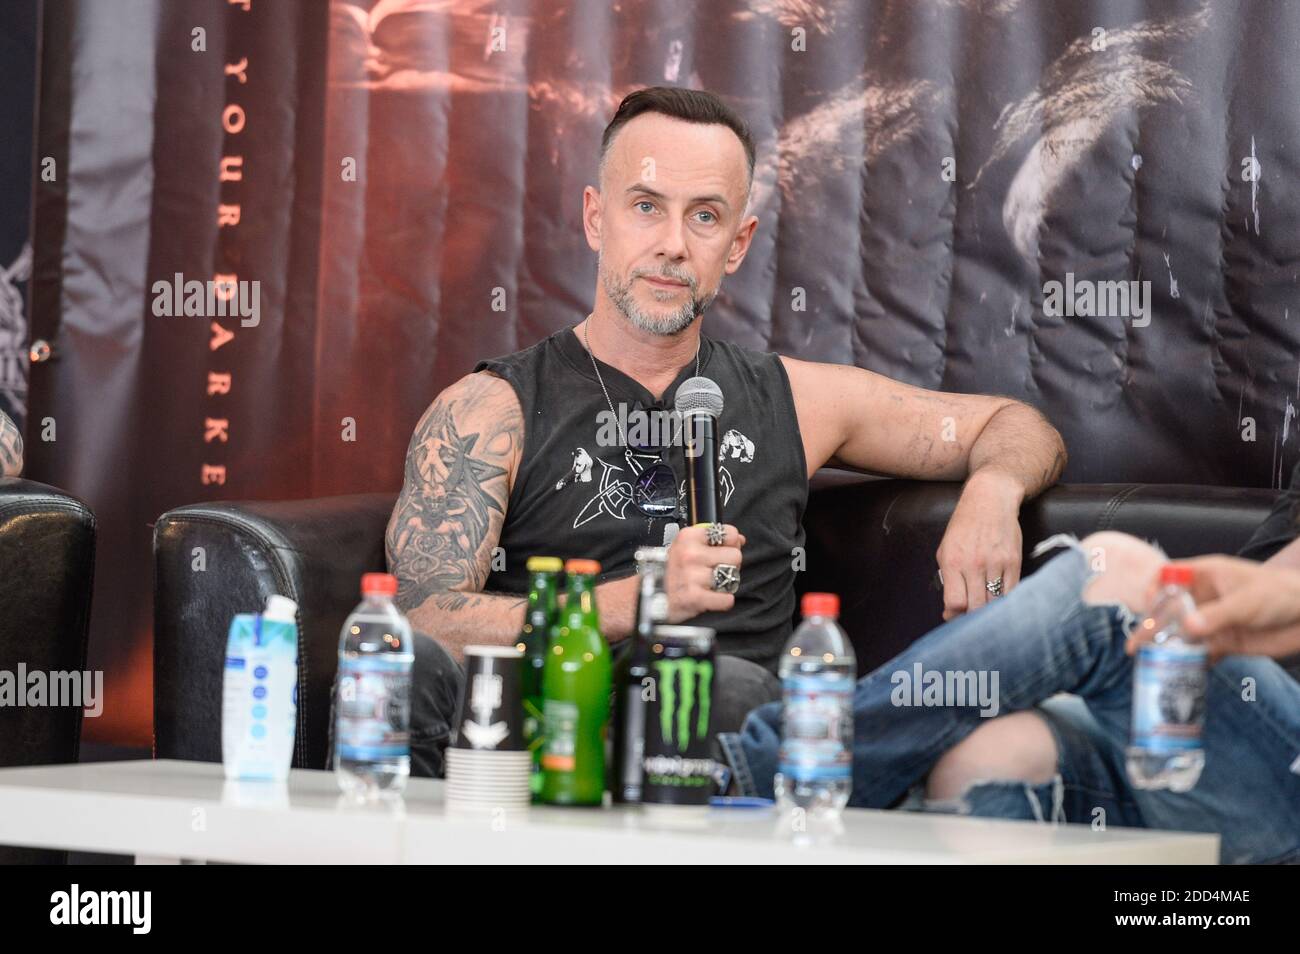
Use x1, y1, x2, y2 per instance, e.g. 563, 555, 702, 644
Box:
973, 3, 1211, 264
744, 74, 945, 222
331, 0, 529, 91
731, 0, 845, 35
937, 0, 1024, 12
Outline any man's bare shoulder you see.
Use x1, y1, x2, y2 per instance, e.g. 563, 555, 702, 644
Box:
778, 353, 857, 377
780, 353, 946, 405
433, 370, 520, 420
404, 370, 523, 475
778, 354, 883, 401
388, 371, 523, 603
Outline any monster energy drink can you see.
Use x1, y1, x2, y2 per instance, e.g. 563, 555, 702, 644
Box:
642, 625, 717, 807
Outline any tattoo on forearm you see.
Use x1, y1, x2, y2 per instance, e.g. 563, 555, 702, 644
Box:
0, 411, 22, 476
385, 376, 521, 613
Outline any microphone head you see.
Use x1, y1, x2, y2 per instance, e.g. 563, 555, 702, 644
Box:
675, 376, 724, 418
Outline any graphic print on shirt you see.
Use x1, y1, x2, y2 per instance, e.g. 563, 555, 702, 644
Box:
569, 451, 655, 528
721, 429, 754, 463
553, 447, 594, 491
717, 428, 754, 506
558, 428, 755, 527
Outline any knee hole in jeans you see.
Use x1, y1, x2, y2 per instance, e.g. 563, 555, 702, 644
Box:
1079, 532, 1166, 613
925, 710, 1059, 802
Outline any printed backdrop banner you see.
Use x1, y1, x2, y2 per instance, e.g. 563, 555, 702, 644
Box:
29, 0, 327, 745
316, 0, 1300, 495
29, 0, 1300, 746
0, 1, 37, 430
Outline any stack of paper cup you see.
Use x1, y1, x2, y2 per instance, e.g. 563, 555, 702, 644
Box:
445, 646, 531, 811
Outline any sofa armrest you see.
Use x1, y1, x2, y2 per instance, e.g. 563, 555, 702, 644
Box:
153, 493, 395, 769
0, 477, 96, 767
0, 477, 96, 865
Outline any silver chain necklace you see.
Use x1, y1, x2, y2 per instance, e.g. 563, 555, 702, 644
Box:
583, 318, 699, 469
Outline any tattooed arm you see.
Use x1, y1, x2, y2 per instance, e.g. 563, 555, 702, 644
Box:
385, 372, 526, 658
386, 372, 639, 660
0, 410, 21, 477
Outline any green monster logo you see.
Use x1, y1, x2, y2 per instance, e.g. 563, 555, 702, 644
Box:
655, 658, 714, 752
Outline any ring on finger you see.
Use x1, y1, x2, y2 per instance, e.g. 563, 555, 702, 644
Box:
705, 522, 726, 547
986, 577, 1004, 597
712, 563, 740, 594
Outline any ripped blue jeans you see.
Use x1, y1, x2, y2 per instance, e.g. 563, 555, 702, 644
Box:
719, 541, 1300, 864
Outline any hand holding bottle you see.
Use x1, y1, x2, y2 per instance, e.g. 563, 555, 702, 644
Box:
1128, 556, 1300, 662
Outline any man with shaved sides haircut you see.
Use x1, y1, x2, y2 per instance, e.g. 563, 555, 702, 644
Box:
378, 87, 1065, 778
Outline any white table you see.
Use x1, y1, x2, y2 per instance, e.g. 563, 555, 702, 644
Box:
0, 759, 1218, 864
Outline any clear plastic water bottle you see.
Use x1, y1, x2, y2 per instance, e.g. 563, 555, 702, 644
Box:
776, 592, 856, 815
335, 573, 414, 798
1126, 565, 1207, 792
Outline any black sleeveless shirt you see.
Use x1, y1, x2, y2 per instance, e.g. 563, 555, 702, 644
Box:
475, 328, 808, 672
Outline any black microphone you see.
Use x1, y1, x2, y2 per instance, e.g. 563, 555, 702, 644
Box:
674, 376, 724, 526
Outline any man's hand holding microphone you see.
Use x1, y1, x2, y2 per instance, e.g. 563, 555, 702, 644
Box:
665, 523, 746, 620
665, 376, 743, 621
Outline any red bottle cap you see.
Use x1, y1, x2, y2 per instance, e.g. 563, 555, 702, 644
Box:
564, 558, 602, 576
801, 592, 840, 618
361, 572, 398, 597
1158, 565, 1193, 587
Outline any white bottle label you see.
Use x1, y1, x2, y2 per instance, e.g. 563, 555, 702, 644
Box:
779, 672, 853, 781
223, 614, 297, 780
336, 656, 411, 761
1132, 643, 1207, 752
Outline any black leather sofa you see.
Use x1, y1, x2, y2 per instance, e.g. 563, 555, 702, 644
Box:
0, 477, 96, 864
153, 474, 1283, 771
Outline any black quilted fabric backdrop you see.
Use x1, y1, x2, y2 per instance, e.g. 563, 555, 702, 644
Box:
318, 0, 1299, 494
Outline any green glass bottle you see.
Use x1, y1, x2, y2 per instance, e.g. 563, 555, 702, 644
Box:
518, 556, 562, 798
540, 558, 611, 806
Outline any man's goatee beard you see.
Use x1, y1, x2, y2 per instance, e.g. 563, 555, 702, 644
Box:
598, 255, 715, 337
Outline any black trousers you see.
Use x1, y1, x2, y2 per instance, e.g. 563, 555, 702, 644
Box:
401, 631, 782, 779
